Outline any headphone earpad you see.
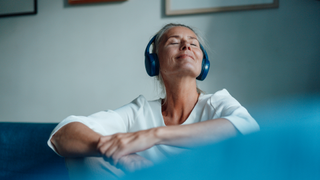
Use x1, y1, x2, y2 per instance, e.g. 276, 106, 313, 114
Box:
196, 45, 210, 81
145, 53, 159, 77
145, 35, 160, 77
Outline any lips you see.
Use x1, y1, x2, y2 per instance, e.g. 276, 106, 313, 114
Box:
176, 54, 194, 60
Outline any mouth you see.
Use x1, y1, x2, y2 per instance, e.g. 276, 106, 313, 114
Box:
177, 54, 194, 60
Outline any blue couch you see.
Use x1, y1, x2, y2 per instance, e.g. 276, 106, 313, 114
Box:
0, 123, 69, 180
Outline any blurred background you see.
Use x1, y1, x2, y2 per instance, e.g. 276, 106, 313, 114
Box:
0, 0, 319, 124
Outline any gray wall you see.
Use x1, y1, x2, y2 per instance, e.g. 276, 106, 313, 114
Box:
0, 0, 319, 123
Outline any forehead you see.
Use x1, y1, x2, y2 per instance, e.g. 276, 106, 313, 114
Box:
163, 26, 198, 40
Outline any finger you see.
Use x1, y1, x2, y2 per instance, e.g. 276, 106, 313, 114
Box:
97, 140, 113, 157
112, 148, 128, 162
111, 138, 135, 160
104, 139, 119, 158
97, 136, 112, 151
103, 136, 125, 166
98, 135, 126, 165
108, 143, 121, 166
112, 138, 139, 160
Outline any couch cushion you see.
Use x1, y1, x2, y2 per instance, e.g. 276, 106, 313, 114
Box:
0, 123, 69, 180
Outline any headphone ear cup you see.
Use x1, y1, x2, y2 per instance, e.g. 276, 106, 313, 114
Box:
196, 57, 210, 81
145, 53, 159, 76
196, 44, 210, 81
145, 35, 160, 77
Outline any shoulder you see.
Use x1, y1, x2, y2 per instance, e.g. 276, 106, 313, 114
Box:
127, 95, 161, 109
114, 95, 160, 123
200, 89, 241, 109
211, 89, 236, 101
121, 95, 155, 112
133, 94, 148, 104
114, 95, 163, 131
205, 89, 260, 134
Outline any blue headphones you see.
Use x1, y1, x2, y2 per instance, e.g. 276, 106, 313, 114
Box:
144, 35, 210, 81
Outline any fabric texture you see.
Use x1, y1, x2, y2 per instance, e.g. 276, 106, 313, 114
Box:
47, 89, 259, 179
0, 123, 69, 180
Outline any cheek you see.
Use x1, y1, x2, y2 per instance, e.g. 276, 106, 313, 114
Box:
158, 49, 173, 66
196, 50, 203, 64
195, 51, 204, 73
195, 49, 203, 60
157, 53, 167, 67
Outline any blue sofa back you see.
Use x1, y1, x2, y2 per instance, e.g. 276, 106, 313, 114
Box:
0, 123, 69, 180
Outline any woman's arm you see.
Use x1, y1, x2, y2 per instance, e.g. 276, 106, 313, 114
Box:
50, 122, 101, 157
51, 119, 237, 167
50, 122, 153, 171
97, 118, 238, 163
156, 118, 238, 147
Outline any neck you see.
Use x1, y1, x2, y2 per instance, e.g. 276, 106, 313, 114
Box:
161, 77, 200, 125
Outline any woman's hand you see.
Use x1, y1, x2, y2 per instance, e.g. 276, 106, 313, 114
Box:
116, 153, 153, 172
97, 128, 160, 165
97, 118, 237, 166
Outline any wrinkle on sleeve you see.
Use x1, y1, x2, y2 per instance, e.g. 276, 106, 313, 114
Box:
210, 89, 260, 135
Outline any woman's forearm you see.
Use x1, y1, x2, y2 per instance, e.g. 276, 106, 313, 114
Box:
155, 118, 238, 147
50, 118, 237, 159
50, 122, 102, 157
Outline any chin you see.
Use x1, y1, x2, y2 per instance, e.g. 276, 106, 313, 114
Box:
179, 63, 201, 76
177, 68, 200, 79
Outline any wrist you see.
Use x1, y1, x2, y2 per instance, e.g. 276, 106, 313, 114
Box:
152, 126, 166, 145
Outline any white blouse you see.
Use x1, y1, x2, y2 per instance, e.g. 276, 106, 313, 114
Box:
48, 89, 259, 179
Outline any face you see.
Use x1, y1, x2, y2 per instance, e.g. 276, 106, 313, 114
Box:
157, 26, 203, 80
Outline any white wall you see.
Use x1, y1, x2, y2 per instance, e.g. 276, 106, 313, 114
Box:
0, 0, 319, 123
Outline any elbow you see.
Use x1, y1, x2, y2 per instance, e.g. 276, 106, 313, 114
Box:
50, 132, 72, 157
50, 133, 65, 156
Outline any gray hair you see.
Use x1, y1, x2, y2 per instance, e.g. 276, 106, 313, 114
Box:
151, 23, 205, 99
152, 23, 205, 54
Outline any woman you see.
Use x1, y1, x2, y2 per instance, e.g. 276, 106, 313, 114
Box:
48, 23, 259, 179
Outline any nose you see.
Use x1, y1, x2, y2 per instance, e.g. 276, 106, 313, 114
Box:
180, 41, 191, 51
